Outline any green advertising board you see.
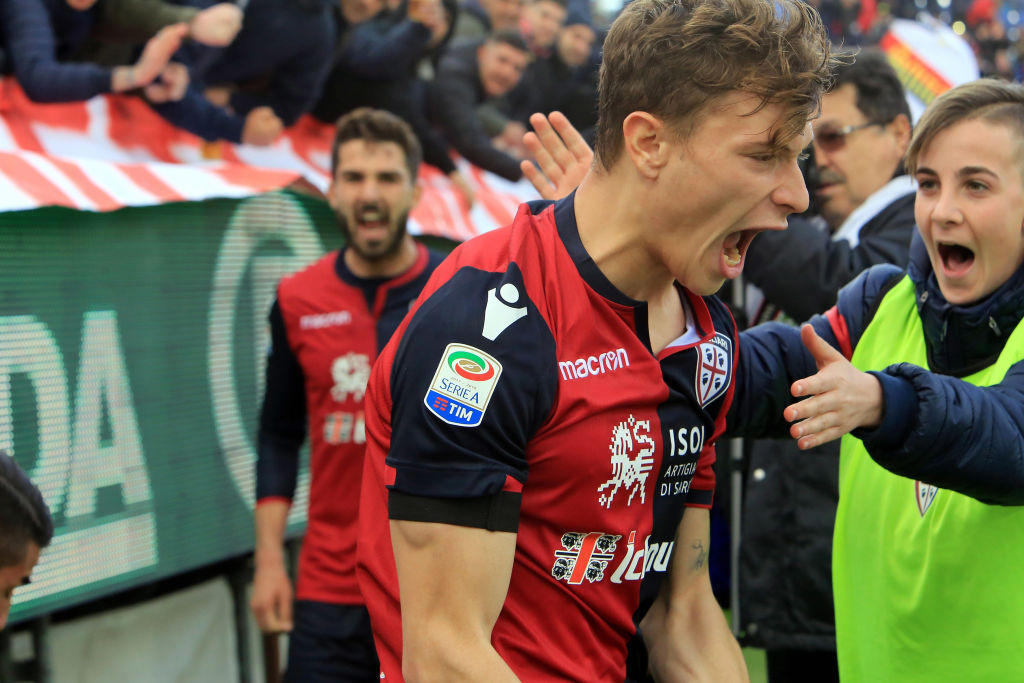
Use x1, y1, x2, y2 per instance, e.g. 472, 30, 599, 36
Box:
1, 190, 346, 623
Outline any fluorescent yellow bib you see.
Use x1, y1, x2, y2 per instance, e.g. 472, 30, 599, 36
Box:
834, 276, 1024, 682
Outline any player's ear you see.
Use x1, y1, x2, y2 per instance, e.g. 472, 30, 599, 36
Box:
412, 179, 423, 205
622, 111, 670, 179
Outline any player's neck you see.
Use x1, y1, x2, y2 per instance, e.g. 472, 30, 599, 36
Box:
574, 168, 676, 303
344, 237, 419, 279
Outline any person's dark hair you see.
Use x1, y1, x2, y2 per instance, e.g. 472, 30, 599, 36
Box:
331, 108, 423, 180
486, 28, 530, 53
595, 0, 835, 170
832, 47, 911, 125
0, 452, 53, 568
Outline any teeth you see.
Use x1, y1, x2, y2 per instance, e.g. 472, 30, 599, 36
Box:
724, 247, 741, 266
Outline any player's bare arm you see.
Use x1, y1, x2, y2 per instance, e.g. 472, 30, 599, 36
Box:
250, 500, 294, 633
640, 507, 749, 682
391, 519, 521, 682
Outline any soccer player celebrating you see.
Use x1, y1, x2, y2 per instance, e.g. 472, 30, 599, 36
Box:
250, 108, 443, 681
355, 0, 833, 679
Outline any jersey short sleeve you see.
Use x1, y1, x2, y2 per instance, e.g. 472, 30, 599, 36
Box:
385, 261, 559, 505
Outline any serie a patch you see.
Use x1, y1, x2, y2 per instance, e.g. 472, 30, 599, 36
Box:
423, 343, 502, 427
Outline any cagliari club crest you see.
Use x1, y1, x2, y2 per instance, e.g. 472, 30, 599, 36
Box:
916, 480, 938, 517
695, 332, 733, 406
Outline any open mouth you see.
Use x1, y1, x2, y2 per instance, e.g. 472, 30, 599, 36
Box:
356, 206, 388, 231
722, 228, 762, 270
937, 241, 975, 276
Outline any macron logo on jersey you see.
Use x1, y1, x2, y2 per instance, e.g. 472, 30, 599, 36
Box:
482, 284, 527, 341
424, 343, 502, 427
559, 348, 630, 381
300, 310, 352, 329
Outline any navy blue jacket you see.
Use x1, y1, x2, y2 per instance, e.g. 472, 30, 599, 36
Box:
731, 233, 1024, 506
0, 0, 110, 102
204, 0, 335, 127
152, 0, 335, 143
429, 40, 523, 181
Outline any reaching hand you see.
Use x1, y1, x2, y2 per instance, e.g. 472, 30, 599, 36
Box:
520, 111, 593, 200
408, 0, 444, 32
189, 3, 244, 47
448, 170, 476, 210
784, 324, 884, 449
250, 561, 294, 633
143, 62, 189, 103
133, 24, 189, 89
242, 107, 284, 146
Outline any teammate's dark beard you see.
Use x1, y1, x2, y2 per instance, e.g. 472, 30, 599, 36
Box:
335, 206, 411, 263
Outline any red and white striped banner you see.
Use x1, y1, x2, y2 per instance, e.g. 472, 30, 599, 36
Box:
0, 77, 535, 239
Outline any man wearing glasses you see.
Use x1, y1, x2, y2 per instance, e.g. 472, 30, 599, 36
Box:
736, 48, 916, 683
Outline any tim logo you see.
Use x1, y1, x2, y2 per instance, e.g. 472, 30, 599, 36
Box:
551, 532, 620, 585
916, 480, 938, 517
330, 352, 371, 402
597, 416, 655, 508
695, 333, 733, 406
424, 343, 502, 427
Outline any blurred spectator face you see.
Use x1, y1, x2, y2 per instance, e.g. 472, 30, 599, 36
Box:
812, 83, 911, 228
483, 0, 525, 31
340, 0, 384, 23
557, 23, 595, 67
0, 542, 40, 631
65, 0, 98, 8
477, 41, 529, 97
523, 0, 567, 50
329, 140, 420, 263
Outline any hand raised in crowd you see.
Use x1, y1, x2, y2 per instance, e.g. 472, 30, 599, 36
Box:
520, 111, 593, 200
204, 85, 233, 108
111, 24, 189, 93
493, 120, 528, 157
189, 3, 244, 47
242, 107, 284, 146
408, 0, 444, 33
448, 169, 476, 210
143, 62, 190, 103
784, 324, 884, 450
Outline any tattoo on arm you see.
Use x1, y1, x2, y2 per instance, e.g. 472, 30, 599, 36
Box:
690, 540, 708, 570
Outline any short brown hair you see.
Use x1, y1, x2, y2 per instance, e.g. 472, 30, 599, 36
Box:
595, 0, 833, 169
331, 108, 423, 180
905, 79, 1024, 176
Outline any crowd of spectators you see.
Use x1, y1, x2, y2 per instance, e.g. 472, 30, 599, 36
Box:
1, 0, 1023, 191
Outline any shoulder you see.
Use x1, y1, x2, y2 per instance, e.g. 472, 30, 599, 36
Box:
277, 251, 345, 313
836, 264, 907, 344
866, 190, 916, 232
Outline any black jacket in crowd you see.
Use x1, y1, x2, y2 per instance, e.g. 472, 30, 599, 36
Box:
734, 188, 916, 652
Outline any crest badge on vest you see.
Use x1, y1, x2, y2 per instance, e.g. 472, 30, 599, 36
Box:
695, 332, 733, 406
916, 480, 938, 517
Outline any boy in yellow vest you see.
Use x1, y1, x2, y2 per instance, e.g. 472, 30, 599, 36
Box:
733, 78, 1024, 681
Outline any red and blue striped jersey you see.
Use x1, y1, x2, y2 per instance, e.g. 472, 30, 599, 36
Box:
357, 196, 737, 680
257, 243, 441, 605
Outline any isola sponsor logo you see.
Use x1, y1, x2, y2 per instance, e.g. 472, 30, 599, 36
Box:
424, 343, 502, 427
